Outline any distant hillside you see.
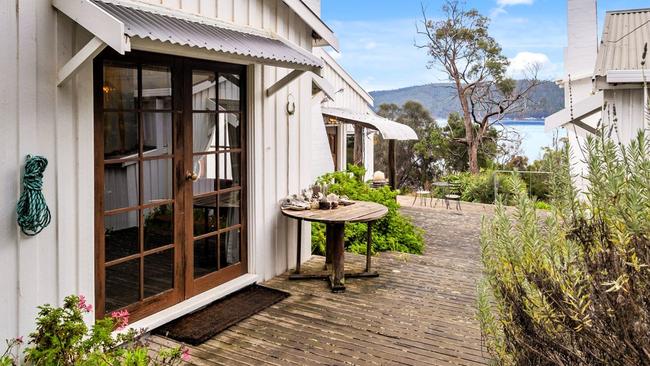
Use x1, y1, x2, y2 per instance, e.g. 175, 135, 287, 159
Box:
370, 80, 564, 120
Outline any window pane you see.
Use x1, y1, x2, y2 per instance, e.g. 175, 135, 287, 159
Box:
193, 195, 217, 237
144, 204, 173, 251
193, 113, 217, 153
143, 113, 172, 157
219, 191, 240, 229
220, 229, 240, 268
192, 70, 216, 111
105, 210, 139, 262
104, 161, 139, 211
105, 259, 140, 313
103, 62, 137, 109
193, 236, 217, 278
218, 73, 240, 111
144, 249, 174, 298
143, 159, 173, 204
104, 112, 139, 160
141, 65, 171, 110
217, 113, 240, 150
218, 152, 241, 189
192, 154, 217, 195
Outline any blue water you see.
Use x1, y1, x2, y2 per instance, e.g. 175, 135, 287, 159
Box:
501, 120, 564, 161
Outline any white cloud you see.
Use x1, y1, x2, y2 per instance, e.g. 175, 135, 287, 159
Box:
507, 51, 558, 78
364, 41, 377, 50
490, 7, 507, 18
497, 0, 534, 5
491, 0, 534, 18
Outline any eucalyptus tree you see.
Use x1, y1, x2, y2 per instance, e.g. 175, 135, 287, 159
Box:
417, 0, 540, 174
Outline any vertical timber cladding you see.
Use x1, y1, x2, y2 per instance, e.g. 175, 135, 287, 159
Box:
94, 50, 247, 322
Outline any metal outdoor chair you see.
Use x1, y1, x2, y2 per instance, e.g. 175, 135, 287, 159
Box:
444, 182, 462, 211
412, 183, 432, 207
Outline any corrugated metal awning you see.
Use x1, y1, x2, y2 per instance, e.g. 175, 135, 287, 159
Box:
321, 107, 418, 141
595, 8, 650, 77
57, 0, 323, 70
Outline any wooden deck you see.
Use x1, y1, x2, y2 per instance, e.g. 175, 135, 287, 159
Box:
152, 203, 489, 365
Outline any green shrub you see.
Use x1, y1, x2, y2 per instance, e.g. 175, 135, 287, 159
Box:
311, 165, 424, 255
0, 295, 188, 365
438, 170, 526, 205
479, 131, 650, 365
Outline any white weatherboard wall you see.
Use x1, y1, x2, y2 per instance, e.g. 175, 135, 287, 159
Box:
0, 0, 318, 342
603, 89, 646, 143
318, 48, 376, 179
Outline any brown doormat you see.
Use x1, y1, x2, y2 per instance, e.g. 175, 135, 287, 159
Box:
154, 284, 289, 345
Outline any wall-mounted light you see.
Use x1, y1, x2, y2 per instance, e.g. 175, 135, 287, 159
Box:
287, 93, 296, 115
326, 116, 338, 125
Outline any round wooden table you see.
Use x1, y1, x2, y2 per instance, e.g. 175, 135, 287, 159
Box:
281, 201, 388, 292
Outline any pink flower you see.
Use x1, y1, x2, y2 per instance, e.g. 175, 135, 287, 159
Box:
78, 295, 93, 313
181, 347, 191, 362
14, 336, 23, 344
110, 309, 130, 331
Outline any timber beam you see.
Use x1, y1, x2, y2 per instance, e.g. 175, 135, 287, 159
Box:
266, 70, 305, 97
57, 37, 107, 87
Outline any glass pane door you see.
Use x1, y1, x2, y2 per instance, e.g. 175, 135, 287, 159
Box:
188, 67, 245, 295
98, 58, 180, 320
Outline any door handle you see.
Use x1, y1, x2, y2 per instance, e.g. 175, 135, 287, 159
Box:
186, 171, 199, 182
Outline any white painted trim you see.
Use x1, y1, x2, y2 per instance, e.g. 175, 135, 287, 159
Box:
246, 64, 259, 276
57, 37, 107, 87
123, 274, 260, 333
607, 70, 648, 83
312, 73, 337, 101
266, 70, 305, 97
315, 48, 374, 105
555, 71, 594, 85
544, 91, 604, 131
52, 0, 128, 54
281, 0, 339, 51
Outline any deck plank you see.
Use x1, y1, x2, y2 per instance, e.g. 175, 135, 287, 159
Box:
152, 204, 490, 365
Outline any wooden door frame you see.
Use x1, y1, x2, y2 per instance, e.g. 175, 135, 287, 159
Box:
93, 50, 248, 322
181, 58, 248, 298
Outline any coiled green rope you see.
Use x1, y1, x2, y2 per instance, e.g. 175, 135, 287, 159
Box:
16, 155, 51, 236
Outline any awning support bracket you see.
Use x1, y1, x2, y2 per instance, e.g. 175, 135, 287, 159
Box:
266, 70, 305, 97
57, 36, 107, 87
570, 120, 598, 134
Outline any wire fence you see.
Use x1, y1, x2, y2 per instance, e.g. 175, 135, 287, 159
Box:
491, 170, 552, 204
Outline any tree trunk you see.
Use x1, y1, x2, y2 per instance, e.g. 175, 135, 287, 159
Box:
468, 139, 479, 174
453, 78, 479, 174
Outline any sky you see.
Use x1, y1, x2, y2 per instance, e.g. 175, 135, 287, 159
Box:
321, 0, 649, 92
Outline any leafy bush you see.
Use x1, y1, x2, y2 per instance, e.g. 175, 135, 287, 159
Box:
479, 131, 650, 365
311, 165, 424, 255
438, 170, 526, 205
0, 295, 188, 365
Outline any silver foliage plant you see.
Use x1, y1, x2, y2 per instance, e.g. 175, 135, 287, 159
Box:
478, 127, 650, 365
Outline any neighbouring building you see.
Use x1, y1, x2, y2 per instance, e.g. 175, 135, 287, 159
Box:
0, 0, 415, 341
546, 0, 649, 183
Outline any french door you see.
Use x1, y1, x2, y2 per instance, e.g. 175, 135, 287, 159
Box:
94, 51, 247, 321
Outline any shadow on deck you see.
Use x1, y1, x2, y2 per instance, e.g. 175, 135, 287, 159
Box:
152, 203, 490, 365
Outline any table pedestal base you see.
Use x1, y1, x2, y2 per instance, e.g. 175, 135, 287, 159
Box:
289, 221, 378, 293
289, 271, 379, 293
